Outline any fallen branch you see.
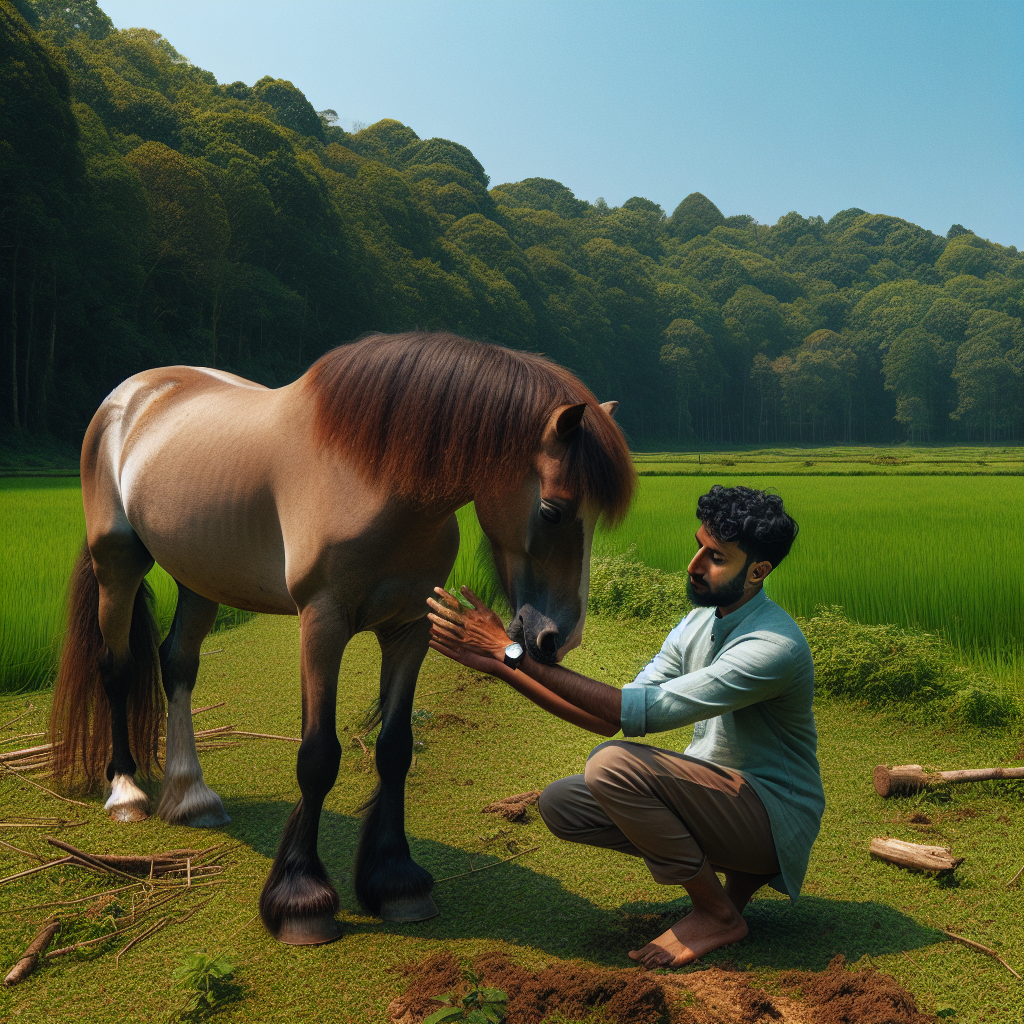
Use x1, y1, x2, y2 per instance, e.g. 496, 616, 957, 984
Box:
869, 837, 963, 874
199, 649, 223, 656
434, 845, 540, 883
0, 857, 77, 887
231, 730, 301, 742
0, 743, 53, 763
0, 817, 86, 829
45, 838, 222, 879
0, 732, 45, 746
943, 929, 1022, 980
874, 763, 1024, 798
4, 919, 60, 986
1006, 864, 1024, 889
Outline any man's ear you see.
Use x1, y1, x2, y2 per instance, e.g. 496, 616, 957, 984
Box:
599, 400, 619, 419
749, 560, 773, 583
546, 403, 587, 442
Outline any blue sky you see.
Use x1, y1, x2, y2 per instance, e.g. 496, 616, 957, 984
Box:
99, 0, 1023, 247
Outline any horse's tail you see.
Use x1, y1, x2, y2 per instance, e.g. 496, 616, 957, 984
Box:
50, 542, 163, 789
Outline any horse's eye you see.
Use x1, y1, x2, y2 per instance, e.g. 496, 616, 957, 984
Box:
539, 501, 562, 525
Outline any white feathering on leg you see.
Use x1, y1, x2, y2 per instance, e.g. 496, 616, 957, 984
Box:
157, 688, 230, 827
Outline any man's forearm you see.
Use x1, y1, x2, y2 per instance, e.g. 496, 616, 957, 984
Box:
520, 655, 622, 727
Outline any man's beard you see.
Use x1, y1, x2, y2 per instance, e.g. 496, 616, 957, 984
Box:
687, 565, 748, 609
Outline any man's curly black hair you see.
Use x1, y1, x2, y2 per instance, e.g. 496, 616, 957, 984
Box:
696, 485, 798, 569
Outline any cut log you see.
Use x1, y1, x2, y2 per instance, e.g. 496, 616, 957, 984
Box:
4, 919, 59, 986
870, 837, 963, 873
873, 763, 1024, 797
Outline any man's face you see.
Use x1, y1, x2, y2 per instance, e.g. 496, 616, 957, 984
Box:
686, 523, 755, 610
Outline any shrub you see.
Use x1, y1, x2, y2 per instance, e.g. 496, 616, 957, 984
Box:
588, 549, 691, 623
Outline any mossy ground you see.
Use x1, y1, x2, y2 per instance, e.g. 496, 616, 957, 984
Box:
1, 613, 1022, 1023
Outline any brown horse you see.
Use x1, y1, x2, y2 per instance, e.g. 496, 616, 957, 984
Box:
49, 330, 635, 944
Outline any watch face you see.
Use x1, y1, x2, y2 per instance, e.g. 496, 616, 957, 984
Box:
505, 642, 524, 660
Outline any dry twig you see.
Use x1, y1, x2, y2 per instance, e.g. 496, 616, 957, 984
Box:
231, 730, 301, 742
434, 845, 540, 883
0, 857, 78, 886
1, 707, 35, 731
190, 701, 226, 716
0, 761, 90, 806
943, 929, 1022, 980
1006, 864, 1024, 889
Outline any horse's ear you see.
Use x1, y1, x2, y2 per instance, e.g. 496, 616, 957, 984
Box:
547, 403, 587, 441
600, 401, 619, 419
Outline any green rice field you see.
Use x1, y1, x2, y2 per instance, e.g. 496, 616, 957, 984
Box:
0, 479, 248, 692
2, 471, 1022, 693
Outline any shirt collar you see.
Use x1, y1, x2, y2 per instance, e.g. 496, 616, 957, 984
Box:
713, 587, 768, 644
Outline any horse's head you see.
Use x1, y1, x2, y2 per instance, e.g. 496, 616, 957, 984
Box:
474, 401, 622, 664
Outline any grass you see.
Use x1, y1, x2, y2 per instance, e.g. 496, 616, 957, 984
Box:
5, 470, 1022, 694
590, 475, 1024, 688
1, 611, 1022, 1023
631, 445, 1023, 476
0, 480, 248, 692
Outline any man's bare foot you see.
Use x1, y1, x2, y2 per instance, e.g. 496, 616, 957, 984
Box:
627, 906, 748, 969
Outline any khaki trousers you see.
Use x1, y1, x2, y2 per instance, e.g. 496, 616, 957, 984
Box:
538, 740, 780, 885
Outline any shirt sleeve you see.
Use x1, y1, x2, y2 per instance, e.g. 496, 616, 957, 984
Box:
619, 633, 795, 738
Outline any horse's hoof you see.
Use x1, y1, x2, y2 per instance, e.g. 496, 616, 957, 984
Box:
271, 914, 343, 946
185, 808, 231, 828
380, 894, 440, 923
105, 773, 151, 822
108, 804, 149, 823
157, 778, 229, 828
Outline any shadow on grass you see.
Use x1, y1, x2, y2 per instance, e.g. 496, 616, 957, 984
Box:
219, 798, 943, 970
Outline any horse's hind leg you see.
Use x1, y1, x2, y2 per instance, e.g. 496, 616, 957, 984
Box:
259, 601, 347, 945
156, 583, 230, 827
92, 532, 159, 822
354, 616, 437, 923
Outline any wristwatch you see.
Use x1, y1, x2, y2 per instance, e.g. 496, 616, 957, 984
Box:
503, 642, 525, 669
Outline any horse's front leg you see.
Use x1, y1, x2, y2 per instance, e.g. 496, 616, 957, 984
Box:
354, 615, 438, 922
259, 600, 347, 945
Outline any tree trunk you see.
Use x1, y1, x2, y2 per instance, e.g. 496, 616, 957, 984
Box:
10, 246, 19, 429
874, 763, 1024, 797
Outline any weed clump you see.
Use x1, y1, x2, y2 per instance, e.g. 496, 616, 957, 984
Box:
802, 606, 1020, 728
588, 549, 691, 623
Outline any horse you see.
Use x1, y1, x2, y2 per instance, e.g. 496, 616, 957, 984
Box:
49, 330, 635, 945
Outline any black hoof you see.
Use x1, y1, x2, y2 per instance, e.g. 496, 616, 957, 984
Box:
259, 865, 340, 946
272, 914, 343, 946
380, 894, 439, 923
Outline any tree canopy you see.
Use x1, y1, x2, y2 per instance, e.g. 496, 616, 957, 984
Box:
2, 0, 1021, 445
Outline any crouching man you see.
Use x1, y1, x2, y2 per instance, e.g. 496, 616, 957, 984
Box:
427, 485, 824, 968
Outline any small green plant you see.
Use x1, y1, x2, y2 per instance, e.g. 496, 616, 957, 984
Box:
423, 969, 507, 1024
170, 952, 240, 1021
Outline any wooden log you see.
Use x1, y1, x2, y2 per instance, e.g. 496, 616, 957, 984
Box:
874, 763, 1024, 797
4, 919, 59, 986
870, 837, 964, 873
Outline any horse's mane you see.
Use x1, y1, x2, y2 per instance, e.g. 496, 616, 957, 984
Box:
304, 331, 635, 522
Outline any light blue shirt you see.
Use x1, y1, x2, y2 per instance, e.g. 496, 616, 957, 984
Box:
619, 588, 824, 900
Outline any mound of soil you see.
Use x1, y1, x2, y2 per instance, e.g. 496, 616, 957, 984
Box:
481, 790, 543, 823
780, 954, 938, 1024
388, 950, 940, 1024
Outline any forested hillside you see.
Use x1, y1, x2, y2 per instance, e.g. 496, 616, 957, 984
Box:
2, 0, 1022, 447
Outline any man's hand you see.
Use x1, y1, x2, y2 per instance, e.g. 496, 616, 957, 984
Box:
426, 586, 509, 661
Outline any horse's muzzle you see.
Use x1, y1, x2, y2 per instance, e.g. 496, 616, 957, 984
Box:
510, 607, 562, 665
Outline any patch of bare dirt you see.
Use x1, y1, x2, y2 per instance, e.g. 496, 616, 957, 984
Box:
388, 951, 940, 1024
